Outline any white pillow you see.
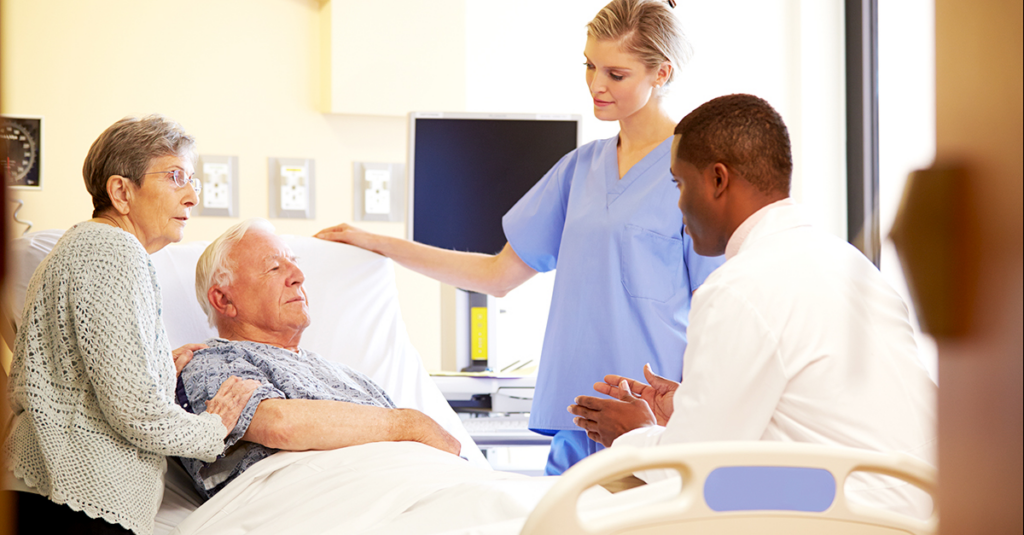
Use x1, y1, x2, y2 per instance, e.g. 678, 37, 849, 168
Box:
3, 229, 63, 335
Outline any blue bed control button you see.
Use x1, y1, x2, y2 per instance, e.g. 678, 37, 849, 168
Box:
703, 466, 837, 512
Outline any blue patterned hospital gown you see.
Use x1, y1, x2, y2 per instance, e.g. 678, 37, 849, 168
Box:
176, 338, 395, 499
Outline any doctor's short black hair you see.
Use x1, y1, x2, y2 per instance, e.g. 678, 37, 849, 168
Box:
673, 94, 792, 196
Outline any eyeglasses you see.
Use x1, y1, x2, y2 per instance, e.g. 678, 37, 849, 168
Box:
140, 169, 202, 194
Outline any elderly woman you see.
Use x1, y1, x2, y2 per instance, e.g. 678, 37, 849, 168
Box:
3, 116, 259, 535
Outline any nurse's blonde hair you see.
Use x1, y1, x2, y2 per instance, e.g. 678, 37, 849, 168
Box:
587, 0, 690, 89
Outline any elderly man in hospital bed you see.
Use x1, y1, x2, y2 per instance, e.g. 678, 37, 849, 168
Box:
163, 219, 591, 534
569, 93, 937, 519
174, 218, 464, 499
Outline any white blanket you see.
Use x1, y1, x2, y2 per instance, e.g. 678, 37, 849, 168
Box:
171, 442, 571, 535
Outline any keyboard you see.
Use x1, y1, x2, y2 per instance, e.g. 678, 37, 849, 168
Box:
462, 415, 530, 433
460, 415, 551, 446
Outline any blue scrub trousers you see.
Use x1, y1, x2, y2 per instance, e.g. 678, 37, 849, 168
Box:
544, 430, 605, 475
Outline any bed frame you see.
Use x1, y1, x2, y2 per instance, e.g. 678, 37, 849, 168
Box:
524, 441, 937, 535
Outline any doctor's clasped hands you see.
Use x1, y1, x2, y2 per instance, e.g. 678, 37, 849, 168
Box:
569, 363, 679, 447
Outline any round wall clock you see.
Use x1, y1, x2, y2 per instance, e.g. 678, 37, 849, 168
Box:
2, 115, 43, 189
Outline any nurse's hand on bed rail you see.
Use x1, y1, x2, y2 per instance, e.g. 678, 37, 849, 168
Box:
205, 376, 262, 438
569, 378, 658, 448
316, 223, 537, 297
172, 343, 208, 378
315, 223, 376, 250
596, 364, 678, 426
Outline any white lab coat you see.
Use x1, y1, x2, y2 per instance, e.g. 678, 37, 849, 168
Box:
615, 201, 937, 518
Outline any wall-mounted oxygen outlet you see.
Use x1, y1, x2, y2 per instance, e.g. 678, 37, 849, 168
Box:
268, 157, 315, 219
353, 162, 404, 222
195, 155, 238, 217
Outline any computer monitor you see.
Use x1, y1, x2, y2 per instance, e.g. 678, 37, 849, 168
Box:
407, 112, 581, 254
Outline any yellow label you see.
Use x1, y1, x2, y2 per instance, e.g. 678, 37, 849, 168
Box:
471, 306, 487, 362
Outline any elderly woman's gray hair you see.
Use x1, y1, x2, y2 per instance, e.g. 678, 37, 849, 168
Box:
196, 218, 278, 327
82, 114, 196, 217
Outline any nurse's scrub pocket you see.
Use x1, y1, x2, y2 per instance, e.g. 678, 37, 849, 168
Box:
619, 224, 683, 302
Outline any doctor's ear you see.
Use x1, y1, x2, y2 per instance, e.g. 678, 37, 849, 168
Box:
208, 286, 238, 319
106, 175, 133, 215
710, 163, 730, 198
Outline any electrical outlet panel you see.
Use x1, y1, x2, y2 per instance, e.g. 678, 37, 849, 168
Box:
364, 169, 391, 214
269, 157, 315, 219
204, 163, 231, 209
195, 155, 238, 217
280, 165, 308, 211
354, 162, 404, 222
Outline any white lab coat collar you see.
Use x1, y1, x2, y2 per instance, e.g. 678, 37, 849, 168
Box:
724, 198, 800, 260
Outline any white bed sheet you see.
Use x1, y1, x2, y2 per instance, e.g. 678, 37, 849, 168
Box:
167, 442, 699, 535
169, 442, 618, 535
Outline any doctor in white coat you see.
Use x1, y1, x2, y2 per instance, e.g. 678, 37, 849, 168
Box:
568, 93, 937, 518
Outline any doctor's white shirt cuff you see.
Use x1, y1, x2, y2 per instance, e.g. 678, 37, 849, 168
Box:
614, 425, 666, 448
612, 425, 678, 483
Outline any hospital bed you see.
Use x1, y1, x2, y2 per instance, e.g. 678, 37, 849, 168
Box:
3, 229, 937, 535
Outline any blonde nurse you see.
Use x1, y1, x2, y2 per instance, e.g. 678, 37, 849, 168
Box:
317, 0, 723, 474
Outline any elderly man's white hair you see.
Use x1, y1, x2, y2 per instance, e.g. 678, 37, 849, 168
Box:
195, 218, 278, 327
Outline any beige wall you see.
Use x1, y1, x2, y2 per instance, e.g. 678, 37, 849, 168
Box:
1, 0, 445, 368
2, 0, 852, 373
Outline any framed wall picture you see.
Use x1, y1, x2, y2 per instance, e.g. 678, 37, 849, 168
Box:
2, 115, 43, 189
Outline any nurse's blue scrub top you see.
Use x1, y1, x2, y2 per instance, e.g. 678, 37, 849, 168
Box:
503, 135, 724, 433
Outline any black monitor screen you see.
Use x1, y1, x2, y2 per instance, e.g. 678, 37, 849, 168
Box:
410, 116, 579, 255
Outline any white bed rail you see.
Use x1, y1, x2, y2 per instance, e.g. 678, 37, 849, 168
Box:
521, 441, 937, 535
